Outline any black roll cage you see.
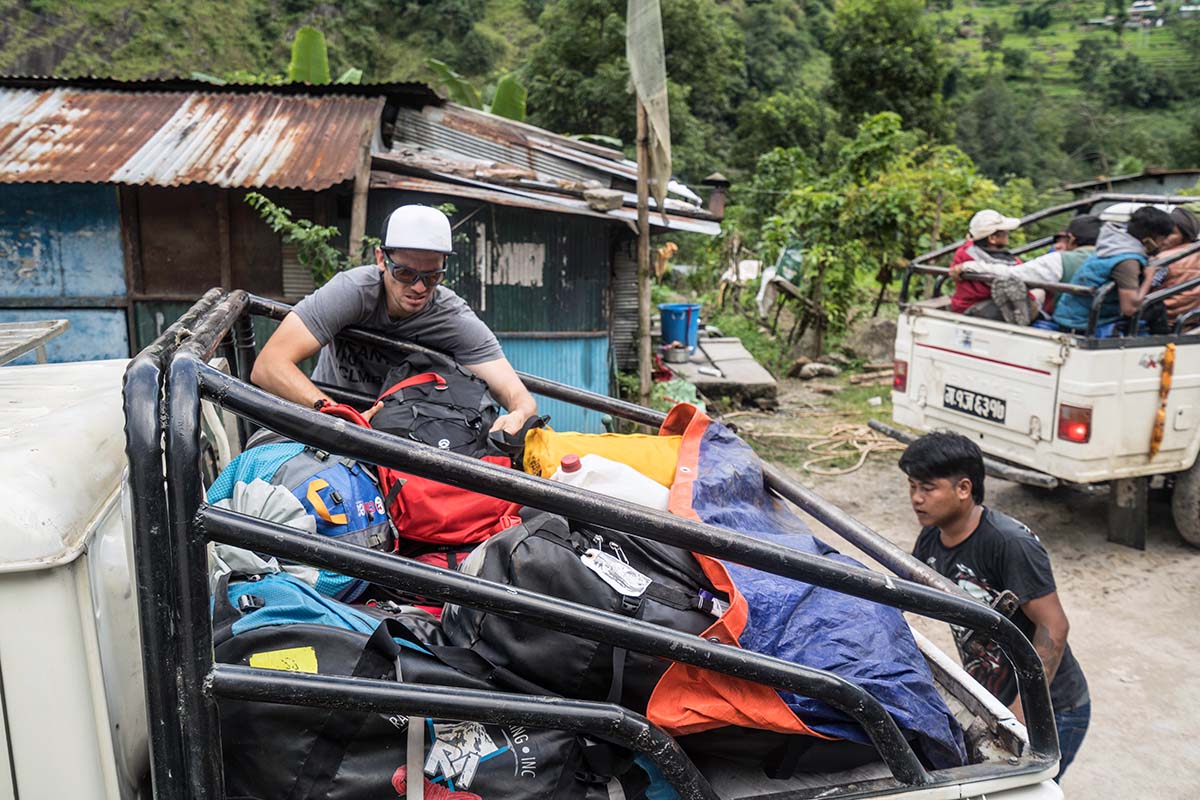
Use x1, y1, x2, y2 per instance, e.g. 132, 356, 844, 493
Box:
123, 290, 1059, 800
899, 192, 1200, 338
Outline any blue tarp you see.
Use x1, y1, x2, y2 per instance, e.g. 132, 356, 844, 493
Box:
687, 419, 967, 769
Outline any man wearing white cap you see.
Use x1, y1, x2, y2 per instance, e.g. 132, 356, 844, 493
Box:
949, 209, 1022, 316
253, 205, 537, 435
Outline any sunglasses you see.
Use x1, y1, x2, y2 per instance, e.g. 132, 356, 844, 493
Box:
383, 250, 447, 287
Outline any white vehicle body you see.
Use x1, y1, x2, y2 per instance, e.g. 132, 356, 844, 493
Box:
892, 303, 1200, 484
0, 356, 1060, 800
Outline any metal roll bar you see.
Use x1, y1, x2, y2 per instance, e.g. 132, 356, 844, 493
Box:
125, 290, 1062, 800
191, 351, 1058, 759
246, 295, 965, 598
208, 666, 719, 800
121, 287, 225, 800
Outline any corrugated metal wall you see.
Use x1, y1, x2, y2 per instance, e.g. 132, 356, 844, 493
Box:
497, 335, 609, 432
611, 236, 639, 371
369, 192, 610, 332
0, 183, 129, 362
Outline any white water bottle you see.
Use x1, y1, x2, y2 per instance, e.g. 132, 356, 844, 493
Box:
549, 453, 671, 511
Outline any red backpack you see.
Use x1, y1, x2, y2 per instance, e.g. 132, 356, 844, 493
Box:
318, 403, 521, 572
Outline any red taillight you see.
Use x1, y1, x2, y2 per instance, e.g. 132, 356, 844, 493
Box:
1057, 404, 1092, 443
893, 359, 908, 392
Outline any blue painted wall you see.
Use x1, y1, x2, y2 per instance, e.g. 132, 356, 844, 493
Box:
0, 184, 125, 298
0, 309, 129, 365
496, 336, 610, 433
0, 184, 128, 363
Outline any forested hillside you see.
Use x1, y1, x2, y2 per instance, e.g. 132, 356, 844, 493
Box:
6, 0, 1200, 348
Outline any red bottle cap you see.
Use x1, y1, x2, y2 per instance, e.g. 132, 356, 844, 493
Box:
561, 454, 582, 473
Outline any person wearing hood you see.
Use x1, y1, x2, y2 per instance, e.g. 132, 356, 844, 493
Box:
1050, 206, 1176, 335
949, 209, 1023, 315
1153, 208, 1200, 327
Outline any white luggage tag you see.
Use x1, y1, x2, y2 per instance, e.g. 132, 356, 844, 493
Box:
581, 548, 652, 597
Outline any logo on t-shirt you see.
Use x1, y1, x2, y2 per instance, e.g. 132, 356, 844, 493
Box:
947, 562, 1012, 697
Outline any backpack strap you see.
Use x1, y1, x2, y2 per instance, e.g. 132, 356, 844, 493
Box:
378, 372, 447, 401
318, 402, 371, 428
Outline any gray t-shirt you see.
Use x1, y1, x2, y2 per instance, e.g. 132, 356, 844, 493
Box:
293, 266, 503, 396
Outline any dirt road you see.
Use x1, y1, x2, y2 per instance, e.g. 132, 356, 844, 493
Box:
744, 378, 1200, 798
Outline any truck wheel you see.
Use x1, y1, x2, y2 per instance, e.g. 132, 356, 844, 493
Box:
1170, 463, 1200, 548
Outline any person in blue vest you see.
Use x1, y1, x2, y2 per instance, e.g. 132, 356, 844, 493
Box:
1050, 207, 1176, 336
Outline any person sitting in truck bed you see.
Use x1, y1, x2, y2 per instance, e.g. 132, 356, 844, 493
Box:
952, 214, 1100, 287
1152, 208, 1200, 328
949, 209, 1023, 317
1049, 206, 1176, 337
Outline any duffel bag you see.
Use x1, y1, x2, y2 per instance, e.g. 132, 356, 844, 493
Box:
442, 510, 725, 713
214, 572, 648, 800
207, 434, 394, 603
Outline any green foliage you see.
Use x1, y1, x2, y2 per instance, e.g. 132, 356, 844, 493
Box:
726, 113, 1035, 349
489, 73, 527, 121
244, 193, 376, 286
827, 0, 948, 137
730, 92, 829, 173
425, 58, 484, 108
523, 0, 748, 182
288, 26, 331, 84
954, 77, 1070, 183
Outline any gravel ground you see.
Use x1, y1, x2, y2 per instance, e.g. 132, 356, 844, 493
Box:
738, 377, 1200, 798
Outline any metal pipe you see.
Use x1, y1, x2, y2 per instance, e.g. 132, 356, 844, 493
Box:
207, 667, 720, 800
195, 362, 1058, 761
906, 265, 1095, 298
198, 505, 932, 785
161, 291, 252, 798
121, 287, 225, 800
1087, 282, 1116, 335
868, 420, 1059, 489
255, 295, 963, 594
232, 311, 259, 447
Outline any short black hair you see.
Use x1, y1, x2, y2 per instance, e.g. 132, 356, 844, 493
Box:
1065, 214, 1101, 246
898, 431, 985, 504
1127, 206, 1175, 242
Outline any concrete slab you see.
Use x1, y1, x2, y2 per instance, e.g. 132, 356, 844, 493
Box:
667, 336, 777, 408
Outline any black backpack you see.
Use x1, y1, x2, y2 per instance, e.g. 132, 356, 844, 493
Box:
373, 353, 500, 458
442, 510, 725, 714
213, 574, 648, 800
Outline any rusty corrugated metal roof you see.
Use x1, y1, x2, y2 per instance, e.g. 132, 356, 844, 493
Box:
0, 87, 385, 190
371, 170, 721, 235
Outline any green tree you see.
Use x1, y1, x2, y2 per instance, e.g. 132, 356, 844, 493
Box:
826, 0, 948, 136
729, 92, 831, 172
955, 77, 1069, 183
723, 113, 1031, 350
524, 0, 747, 181
1071, 37, 1111, 90
1105, 52, 1176, 109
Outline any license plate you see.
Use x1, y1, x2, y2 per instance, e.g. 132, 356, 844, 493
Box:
943, 384, 1007, 424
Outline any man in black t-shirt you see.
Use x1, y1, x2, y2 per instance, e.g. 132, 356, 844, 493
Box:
900, 432, 1089, 782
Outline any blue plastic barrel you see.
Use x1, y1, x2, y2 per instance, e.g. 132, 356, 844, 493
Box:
658, 303, 701, 352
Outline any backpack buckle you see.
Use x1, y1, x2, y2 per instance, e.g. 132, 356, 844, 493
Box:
237, 594, 266, 613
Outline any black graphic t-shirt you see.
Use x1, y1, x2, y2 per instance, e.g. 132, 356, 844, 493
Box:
913, 508, 1088, 712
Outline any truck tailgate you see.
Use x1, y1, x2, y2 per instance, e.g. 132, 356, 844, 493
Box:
898, 312, 1064, 455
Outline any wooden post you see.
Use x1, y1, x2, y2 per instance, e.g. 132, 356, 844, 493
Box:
348, 121, 373, 262
636, 100, 652, 405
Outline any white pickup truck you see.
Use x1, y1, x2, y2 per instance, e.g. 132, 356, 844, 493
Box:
1, 294, 1063, 800
883, 193, 1200, 549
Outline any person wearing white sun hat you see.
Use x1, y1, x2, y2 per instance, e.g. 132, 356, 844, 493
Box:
253, 205, 537, 435
948, 209, 1024, 317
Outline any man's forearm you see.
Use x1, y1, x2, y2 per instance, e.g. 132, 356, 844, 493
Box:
251, 358, 331, 408
1032, 623, 1067, 686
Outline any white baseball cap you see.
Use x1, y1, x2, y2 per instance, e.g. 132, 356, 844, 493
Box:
968, 209, 1021, 240
383, 205, 454, 253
